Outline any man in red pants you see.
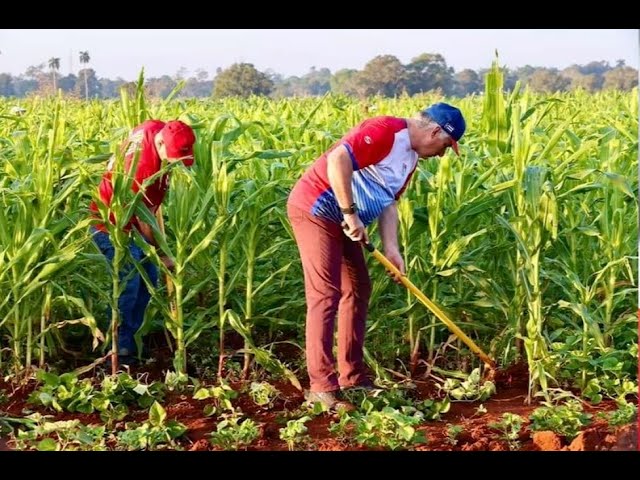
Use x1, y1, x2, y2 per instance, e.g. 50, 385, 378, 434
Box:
287, 103, 466, 411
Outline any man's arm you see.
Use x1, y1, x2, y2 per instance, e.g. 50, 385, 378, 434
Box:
378, 202, 405, 283
136, 219, 158, 247
137, 217, 175, 270
327, 145, 367, 242
327, 145, 355, 212
135, 208, 174, 270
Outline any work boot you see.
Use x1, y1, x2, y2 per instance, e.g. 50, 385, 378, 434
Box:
304, 390, 356, 413
340, 379, 378, 392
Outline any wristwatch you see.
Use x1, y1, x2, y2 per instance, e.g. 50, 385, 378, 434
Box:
340, 203, 357, 215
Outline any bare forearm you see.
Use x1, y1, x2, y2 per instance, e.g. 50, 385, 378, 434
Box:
327, 146, 354, 210
378, 203, 399, 253
137, 220, 158, 248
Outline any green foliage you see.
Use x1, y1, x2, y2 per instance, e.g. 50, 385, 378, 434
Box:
0, 87, 636, 405
192, 380, 238, 417
27, 370, 166, 424
349, 407, 427, 450
528, 400, 592, 440
249, 381, 280, 408
116, 401, 187, 450
279, 416, 311, 450
164, 370, 190, 393
213, 63, 274, 98
27, 370, 96, 413
488, 413, 524, 450
439, 368, 496, 402
209, 415, 260, 450
446, 424, 464, 445
597, 400, 637, 428
13, 413, 106, 451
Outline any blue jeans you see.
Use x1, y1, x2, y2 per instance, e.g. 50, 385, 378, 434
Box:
91, 227, 158, 354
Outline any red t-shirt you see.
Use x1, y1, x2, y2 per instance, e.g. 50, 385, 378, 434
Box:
89, 120, 170, 232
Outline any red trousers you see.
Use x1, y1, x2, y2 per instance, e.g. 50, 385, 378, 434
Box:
287, 203, 372, 392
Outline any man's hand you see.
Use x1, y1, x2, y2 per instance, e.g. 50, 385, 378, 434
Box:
341, 213, 368, 242
160, 255, 175, 271
138, 220, 159, 248
384, 248, 405, 284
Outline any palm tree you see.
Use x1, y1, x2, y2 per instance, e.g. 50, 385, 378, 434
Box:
48, 57, 60, 92
79, 51, 90, 99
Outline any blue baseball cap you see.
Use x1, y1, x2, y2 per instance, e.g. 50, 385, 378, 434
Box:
422, 103, 466, 155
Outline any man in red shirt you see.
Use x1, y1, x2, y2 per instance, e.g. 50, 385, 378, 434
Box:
90, 120, 196, 365
287, 103, 466, 411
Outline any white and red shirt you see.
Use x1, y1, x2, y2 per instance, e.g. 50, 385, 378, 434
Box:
288, 116, 418, 226
89, 120, 169, 232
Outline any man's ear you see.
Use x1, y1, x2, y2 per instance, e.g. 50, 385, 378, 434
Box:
431, 125, 441, 138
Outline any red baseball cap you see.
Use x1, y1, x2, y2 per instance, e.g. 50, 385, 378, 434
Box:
161, 120, 196, 166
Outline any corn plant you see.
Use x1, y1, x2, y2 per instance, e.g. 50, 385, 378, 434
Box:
133, 166, 225, 374
0, 94, 101, 374
235, 179, 292, 377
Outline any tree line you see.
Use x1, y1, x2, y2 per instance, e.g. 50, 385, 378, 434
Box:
0, 51, 637, 99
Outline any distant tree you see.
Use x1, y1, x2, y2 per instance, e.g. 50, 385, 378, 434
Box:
120, 81, 139, 98
146, 75, 178, 98
48, 57, 60, 92
100, 77, 127, 98
304, 66, 332, 96
271, 76, 305, 98
572, 74, 601, 92
527, 68, 570, 93
271, 67, 332, 97
513, 65, 537, 87
358, 55, 406, 97
24, 64, 50, 95
195, 68, 209, 82
580, 60, 610, 76
212, 63, 273, 98
58, 73, 78, 94
405, 53, 454, 95
575, 74, 602, 92
453, 69, 481, 97
562, 64, 585, 90
330, 68, 360, 96
0, 73, 15, 96
180, 77, 213, 98
561, 64, 603, 92
79, 51, 90, 99
265, 69, 288, 97
75, 68, 100, 98
602, 66, 639, 90
12, 75, 38, 97
25, 63, 46, 80
174, 66, 188, 81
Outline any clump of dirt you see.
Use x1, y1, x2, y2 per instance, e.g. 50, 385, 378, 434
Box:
532, 431, 563, 450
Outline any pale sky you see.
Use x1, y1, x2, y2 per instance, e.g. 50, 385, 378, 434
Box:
1, 29, 638, 80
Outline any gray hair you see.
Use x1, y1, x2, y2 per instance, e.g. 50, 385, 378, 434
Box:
415, 112, 435, 129
416, 112, 450, 140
